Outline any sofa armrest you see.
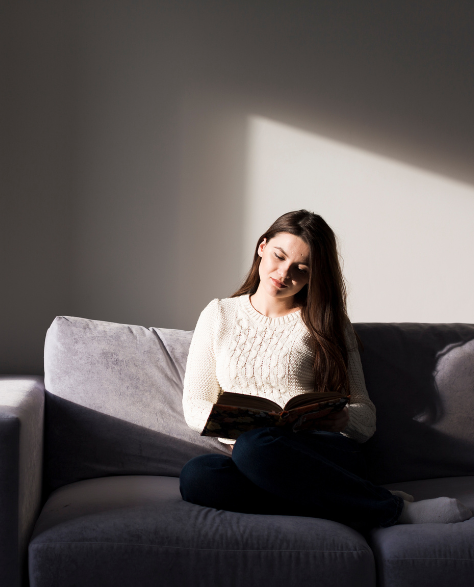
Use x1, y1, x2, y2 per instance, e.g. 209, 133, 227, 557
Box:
0, 376, 44, 587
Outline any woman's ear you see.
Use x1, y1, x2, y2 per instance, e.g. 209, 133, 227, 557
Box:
257, 238, 267, 257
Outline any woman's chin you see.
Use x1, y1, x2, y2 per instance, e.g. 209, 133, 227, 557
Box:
266, 285, 292, 298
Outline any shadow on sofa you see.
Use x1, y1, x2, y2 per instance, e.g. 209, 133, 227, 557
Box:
357, 323, 474, 485
42, 392, 229, 497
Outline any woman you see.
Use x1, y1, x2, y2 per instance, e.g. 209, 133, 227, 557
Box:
180, 210, 471, 531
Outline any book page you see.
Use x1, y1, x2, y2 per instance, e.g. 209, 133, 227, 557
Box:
216, 391, 282, 412
283, 391, 348, 410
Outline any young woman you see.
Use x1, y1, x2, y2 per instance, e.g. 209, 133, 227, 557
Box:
180, 210, 471, 531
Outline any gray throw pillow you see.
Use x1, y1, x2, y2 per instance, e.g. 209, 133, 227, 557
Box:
43, 316, 227, 494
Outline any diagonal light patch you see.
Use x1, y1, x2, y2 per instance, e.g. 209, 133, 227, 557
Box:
242, 116, 474, 323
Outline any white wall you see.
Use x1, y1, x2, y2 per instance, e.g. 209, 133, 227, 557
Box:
2, 0, 474, 373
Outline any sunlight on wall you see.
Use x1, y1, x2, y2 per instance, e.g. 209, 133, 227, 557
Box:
242, 116, 474, 322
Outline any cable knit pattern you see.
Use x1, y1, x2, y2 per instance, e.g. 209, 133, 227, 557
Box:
182, 295, 376, 445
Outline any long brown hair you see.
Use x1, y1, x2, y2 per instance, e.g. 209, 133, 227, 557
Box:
232, 210, 360, 394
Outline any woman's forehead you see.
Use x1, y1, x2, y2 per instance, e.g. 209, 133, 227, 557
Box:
269, 233, 310, 262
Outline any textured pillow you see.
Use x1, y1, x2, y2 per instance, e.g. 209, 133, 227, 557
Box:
43, 316, 227, 494
356, 322, 474, 485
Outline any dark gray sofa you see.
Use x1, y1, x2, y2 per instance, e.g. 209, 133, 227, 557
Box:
2, 316, 474, 587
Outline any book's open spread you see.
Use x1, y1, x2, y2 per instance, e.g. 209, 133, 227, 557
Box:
215, 390, 348, 413
203, 391, 350, 439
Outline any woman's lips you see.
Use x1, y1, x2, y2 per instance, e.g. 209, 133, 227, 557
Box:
271, 277, 287, 289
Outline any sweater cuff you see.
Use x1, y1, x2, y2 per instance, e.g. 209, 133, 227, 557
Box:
218, 437, 235, 445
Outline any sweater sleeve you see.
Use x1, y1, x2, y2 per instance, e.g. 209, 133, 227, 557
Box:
182, 299, 222, 434
341, 322, 377, 443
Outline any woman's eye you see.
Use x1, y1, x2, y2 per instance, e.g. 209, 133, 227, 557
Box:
274, 253, 284, 260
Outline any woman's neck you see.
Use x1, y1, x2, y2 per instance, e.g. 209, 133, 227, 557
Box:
249, 288, 300, 319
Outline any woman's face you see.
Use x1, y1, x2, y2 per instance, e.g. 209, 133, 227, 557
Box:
257, 232, 310, 301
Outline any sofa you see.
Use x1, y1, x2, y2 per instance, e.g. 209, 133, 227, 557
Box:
2, 316, 474, 587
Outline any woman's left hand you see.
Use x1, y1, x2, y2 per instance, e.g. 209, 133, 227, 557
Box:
313, 406, 349, 433
293, 406, 350, 433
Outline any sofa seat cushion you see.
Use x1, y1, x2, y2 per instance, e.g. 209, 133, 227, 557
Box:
370, 476, 474, 587
29, 475, 375, 587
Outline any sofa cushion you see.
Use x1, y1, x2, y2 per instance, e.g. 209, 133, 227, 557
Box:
354, 323, 474, 485
43, 317, 228, 493
29, 475, 375, 587
369, 477, 474, 587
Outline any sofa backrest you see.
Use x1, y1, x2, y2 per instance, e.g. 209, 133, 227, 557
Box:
44, 316, 474, 494
355, 322, 474, 485
43, 316, 227, 494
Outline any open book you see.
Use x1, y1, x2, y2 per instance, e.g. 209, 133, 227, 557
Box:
200, 390, 349, 440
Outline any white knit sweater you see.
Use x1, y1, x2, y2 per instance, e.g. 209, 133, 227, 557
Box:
182, 295, 376, 444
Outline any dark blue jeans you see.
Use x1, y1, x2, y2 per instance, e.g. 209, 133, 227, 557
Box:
180, 427, 403, 532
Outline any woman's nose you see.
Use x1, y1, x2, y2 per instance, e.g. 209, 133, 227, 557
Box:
279, 267, 291, 281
